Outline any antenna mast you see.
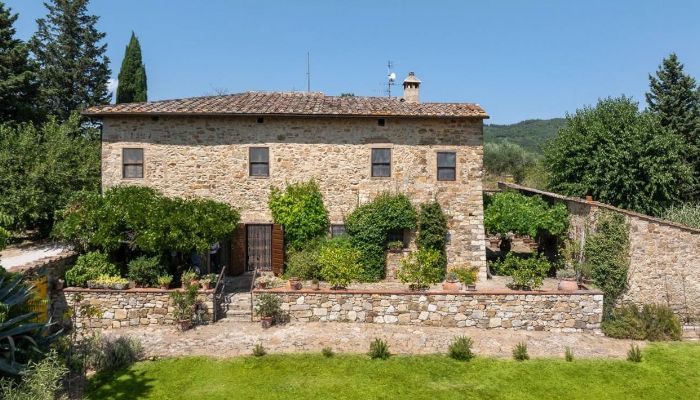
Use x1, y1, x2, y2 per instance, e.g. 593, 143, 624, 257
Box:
386, 60, 396, 98
306, 52, 311, 93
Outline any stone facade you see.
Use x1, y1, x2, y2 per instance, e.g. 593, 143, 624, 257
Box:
59, 288, 214, 330
254, 289, 603, 332
101, 115, 487, 277
501, 183, 700, 322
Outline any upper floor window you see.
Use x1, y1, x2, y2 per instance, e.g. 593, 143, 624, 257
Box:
249, 147, 269, 177
371, 148, 391, 177
437, 151, 456, 181
122, 148, 144, 179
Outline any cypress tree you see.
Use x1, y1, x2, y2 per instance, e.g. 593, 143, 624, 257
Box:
646, 53, 700, 199
116, 31, 147, 103
0, 2, 40, 123
30, 0, 111, 121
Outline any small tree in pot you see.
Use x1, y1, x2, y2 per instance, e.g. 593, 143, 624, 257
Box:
256, 293, 282, 329
170, 284, 199, 331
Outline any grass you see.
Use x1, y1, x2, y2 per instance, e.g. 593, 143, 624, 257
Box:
86, 343, 700, 399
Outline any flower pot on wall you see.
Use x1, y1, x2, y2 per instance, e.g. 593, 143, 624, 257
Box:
177, 319, 192, 331
442, 281, 459, 291
558, 279, 579, 291
261, 316, 273, 329
287, 278, 301, 290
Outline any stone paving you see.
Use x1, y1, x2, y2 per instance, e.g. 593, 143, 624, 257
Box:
110, 320, 641, 359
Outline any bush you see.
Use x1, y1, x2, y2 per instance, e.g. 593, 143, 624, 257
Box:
127, 256, 165, 287
484, 141, 538, 183
318, 238, 362, 288
157, 275, 173, 288
170, 284, 199, 322
601, 304, 682, 341
65, 251, 119, 287
346, 193, 417, 281
564, 347, 574, 362
452, 266, 478, 285
284, 237, 325, 279
322, 347, 334, 358
627, 344, 642, 362
255, 293, 282, 319
484, 191, 569, 239
269, 180, 329, 250
253, 343, 266, 357
490, 252, 550, 290
448, 336, 475, 361
661, 203, 700, 229
0, 351, 67, 400
416, 202, 448, 275
397, 248, 444, 290
88, 335, 143, 372
512, 342, 529, 361
368, 338, 391, 360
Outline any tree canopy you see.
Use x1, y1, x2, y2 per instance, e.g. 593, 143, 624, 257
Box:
116, 31, 147, 103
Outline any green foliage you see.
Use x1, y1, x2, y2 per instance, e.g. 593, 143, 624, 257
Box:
87, 335, 143, 372
545, 96, 693, 215
284, 237, 325, 279
0, 3, 40, 124
484, 192, 568, 238
321, 347, 334, 358
269, 180, 329, 251
53, 185, 240, 255
170, 284, 199, 322
661, 203, 700, 229
368, 338, 391, 360
0, 212, 11, 251
255, 293, 282, 319
397, 248, 444, 289
157, 275, 173, 288
416, 201, 448, 275
65, 251, 118, 288
627, 344, 642, 363
318, 238, 362, 288
116, 32, 147, 103
484, 118, 567, 153
448, 336, 475, 361
0, 351, 67, 400
0, 274, 59, 376
346, 193, 417, 281
180, 269, 198, 285
0, 115, 100, 235
490, 253, 550, 290
30, 0, 111, 121
252, 344, 266, 357
127, 256, 165, 288
584, 210, 629, 316
602, 304, 682, 341
452, 266, 478, 285
565, 347, 574, 362
512, 342, 529, 361
484, 141, 538, 183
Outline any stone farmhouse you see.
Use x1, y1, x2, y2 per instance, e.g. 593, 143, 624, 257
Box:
83, 73, 489, 280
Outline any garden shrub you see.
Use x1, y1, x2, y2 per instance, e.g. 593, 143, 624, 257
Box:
564, 346, 574, 362
627, 344, 642, 363
397, 248, 443, 290
601, 303, 682, 341
584, 210, 629, 316
127, 255, 166, 287
448, 336, 475, 361
269, 180, 329, 251
661, 203, 700, 229
87, 335, 144, 372
318, 238, 362, 288
368, 338, 391, 359
346, 193, 417, 281
0, 351, 67, 400
452, 266, 478, 285
322, 347, 334, 358
512, 342, 529, 361
416, 202, 448, 276
255, 293, 282, 319
484, 191, 569, 238
253, 344, 266, 357
65, 251, 118, 287
284, 237, 325, 279
490, 252, 550, 290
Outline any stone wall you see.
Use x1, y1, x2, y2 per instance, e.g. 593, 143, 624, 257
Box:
254, 289, 603, 332
100, 115, 487, 278
500, 182, 700, 322
58, 288, 214, 330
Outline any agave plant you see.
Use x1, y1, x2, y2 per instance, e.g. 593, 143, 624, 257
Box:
0, 274, 60, 375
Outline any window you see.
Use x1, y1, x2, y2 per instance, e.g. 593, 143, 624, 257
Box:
249, 147, 269, 177
330, 224, 347, 238
122, 148, 143, 178
371, 148, 391, 177
377, 118, 386, 126
386, 229, 406, 248
437, 151, 456, 181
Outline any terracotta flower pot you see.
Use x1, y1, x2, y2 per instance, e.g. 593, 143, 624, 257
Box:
558, 279, 579, 291
261, 316, 273, 329
201, 281, 211, 290
160, 285, 169, 290
311, 282, 320, 290
177, 319, 192, 331
288, 278, 301, 290
442, 281, 459, 291
466, 284, 477, 291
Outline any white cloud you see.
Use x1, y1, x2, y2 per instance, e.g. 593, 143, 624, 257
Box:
107, 78, 119, 93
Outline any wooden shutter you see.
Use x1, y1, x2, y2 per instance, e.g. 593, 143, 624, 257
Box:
229, 224, 246, 276
271, 224, 285, 276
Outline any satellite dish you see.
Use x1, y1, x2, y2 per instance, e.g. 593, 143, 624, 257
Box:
389, 72, 396, 82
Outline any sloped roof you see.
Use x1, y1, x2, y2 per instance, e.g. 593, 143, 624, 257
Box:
82, 92, 488, 119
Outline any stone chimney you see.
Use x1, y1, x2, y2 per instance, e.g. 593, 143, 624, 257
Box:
402, 72, 421, 103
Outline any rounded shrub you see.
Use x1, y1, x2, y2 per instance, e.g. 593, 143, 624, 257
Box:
448, 336, 475, 361
397, 248, 444, 290
318, 238, 362, 289
65, 251, 119, 287
127, 255, 166, 287
368, 338, 391, 360
512, 342, 529, 361
269, 180, 329, 251
284, 237, 325, 279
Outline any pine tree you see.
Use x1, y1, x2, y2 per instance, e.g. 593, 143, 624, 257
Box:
116, 32, 147, 103
646, 53, 700, 199
0, 2, 40, 123
30, 0, 111, 121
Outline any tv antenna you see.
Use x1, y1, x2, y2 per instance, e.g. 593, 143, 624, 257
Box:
386, 60, 396, 98
306, 52, 311, 93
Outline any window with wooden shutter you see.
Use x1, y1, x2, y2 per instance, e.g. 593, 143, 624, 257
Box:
371, 148, 391, 177
229, 224, 246, 276
249, 147, 269, 177
271, 224, 285, 276
437, 151, 456, 181
122, 148, 144, 179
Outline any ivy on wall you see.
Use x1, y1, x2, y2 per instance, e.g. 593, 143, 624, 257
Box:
416, 201, 448, 276
269, 180, 330, 251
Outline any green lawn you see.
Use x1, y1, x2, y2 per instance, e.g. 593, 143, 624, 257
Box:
86, 343, 699, 400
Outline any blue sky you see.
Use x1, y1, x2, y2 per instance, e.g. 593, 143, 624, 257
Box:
5, 0, 700, 124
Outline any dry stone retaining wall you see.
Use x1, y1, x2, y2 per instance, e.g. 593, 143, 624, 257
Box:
255, 289, 603, 332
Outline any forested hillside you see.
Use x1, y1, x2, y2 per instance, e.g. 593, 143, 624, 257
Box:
484, 118, 566, 153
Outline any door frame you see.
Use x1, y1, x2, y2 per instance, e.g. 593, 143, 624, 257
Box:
245, 224, 273, 272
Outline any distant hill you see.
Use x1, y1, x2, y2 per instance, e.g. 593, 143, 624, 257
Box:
484, 118, 566, 153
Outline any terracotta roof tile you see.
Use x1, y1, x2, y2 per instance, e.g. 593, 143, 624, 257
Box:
83, 92, 488, 119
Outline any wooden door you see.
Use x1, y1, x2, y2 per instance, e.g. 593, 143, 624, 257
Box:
247, 224, 272, 272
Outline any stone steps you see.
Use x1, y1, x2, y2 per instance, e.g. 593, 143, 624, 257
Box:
222, 292, 253, 322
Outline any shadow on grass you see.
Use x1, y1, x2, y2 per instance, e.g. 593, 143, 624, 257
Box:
85, 368, 155, 400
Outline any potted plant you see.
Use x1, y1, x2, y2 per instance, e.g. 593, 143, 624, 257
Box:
556, 268, 578, 291
255, 293, 282, 329
311, 278, 320, 290
181, 269, 198, 289
442, 272, 460, 291
171, 284, 199, 331
157, 275, 173, 290
256, 274, 276, 289
201, 273, 218, 290
453, 266, 478, 291
387, 240, 404, 253
287, 276, 302, 290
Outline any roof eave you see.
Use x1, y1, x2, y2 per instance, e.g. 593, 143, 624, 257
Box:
81, 111, 489, 119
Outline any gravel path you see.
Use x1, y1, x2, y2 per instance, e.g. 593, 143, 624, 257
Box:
111, 320, 642, 359
0, 242, 69, 270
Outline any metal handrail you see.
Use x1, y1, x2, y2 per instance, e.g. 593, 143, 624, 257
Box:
248, 263, 259, 322
212, 265, 226, 322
